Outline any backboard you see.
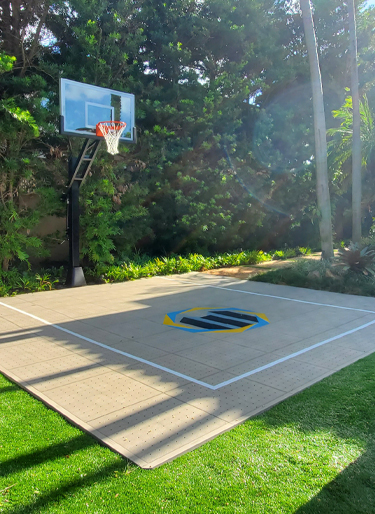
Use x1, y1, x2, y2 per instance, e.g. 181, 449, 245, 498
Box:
59, 78, 136, 143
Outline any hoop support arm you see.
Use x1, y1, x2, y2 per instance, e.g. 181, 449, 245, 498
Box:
67, 139, 101, 190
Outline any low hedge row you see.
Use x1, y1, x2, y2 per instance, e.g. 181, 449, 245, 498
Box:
0, 247, 311, 297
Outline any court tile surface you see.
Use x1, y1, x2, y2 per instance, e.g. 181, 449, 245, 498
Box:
0, 273, 374, 468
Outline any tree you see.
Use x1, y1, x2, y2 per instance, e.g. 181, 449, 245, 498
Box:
0, 51, 61, 271
0, 1, 52, 77
47, 0, 281, 257
348, 0, 362, 244
2, 0, 375, 269
300, 0, 334, 259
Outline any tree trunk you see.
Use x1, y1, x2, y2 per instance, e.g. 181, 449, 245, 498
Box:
348, 0, 362, 244
2, 258, 9, 272
300, 0, 334, 260
0, 1, 50, 74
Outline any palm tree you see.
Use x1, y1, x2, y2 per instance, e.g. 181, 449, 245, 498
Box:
329, 95, 373, 163
328, 95, 375, 209
348, 0, 362, 244
300, 0, 334, 259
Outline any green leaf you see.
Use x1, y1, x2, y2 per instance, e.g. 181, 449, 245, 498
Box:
0, 99, 39, 136
16, 250, 29, 261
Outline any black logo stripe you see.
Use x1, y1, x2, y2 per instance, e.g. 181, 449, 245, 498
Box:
211, 310, 258, 323
202, 315, 251, 328
180, 317, 229, 330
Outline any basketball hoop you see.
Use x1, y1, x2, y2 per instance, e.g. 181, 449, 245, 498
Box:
96, 121, 127, 155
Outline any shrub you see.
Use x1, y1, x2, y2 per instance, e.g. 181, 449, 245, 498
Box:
251, 258, 375, 297
270, 247, 311, 261
0, 247, 311, 296
335, 243, 375, 276
94, 250, 272, 284
0, 267, 64, 297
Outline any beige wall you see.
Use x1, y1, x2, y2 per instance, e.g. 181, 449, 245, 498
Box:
35, 215, 69, 263
20, 193, 69, 264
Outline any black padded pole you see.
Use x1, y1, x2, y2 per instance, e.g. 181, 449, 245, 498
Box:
66, 156, 86, 287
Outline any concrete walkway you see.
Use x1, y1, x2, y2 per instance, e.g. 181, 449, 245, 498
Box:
0, 273, 374, 468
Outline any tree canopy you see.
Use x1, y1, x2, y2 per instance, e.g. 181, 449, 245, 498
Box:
1, 0, 375, 269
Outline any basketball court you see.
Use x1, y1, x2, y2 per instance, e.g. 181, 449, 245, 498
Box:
1, 273, 374, 468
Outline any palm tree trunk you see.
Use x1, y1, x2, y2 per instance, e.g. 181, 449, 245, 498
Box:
300, 0, 334, 259
348, 0, 362, 244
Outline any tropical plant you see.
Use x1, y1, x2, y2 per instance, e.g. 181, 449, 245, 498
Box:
335, 242, 375, 276
328, 94, 375, 169
0, 267, 64, 297
252, 256, 375, 296
328, 93, 375, 240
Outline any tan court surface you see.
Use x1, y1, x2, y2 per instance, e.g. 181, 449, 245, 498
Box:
1, 273, 375, 468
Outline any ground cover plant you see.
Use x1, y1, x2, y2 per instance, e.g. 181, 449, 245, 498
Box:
93, 249, 271, 283
0, 247, 315, 297
7, 243, 375, 298
1, 351, 375, 513
0, 249, 273, 297
0, 267, 65, 297
251, 256, 375, 297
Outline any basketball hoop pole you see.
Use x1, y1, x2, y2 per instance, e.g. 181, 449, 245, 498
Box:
66, 138, 101, 287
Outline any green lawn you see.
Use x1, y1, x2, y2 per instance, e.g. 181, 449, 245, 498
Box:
1, 352, 375, 513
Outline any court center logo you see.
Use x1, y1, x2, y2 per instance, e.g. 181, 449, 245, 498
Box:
164, 307, 269, 333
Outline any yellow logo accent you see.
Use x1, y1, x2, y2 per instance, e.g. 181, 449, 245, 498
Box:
163, 307, 269, 333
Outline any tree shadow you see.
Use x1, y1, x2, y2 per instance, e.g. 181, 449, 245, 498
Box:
0, 383, 19, 393
294, 448, 375, 514
252, 353, 375, 513
1, 278, 375, 512
2, 349, 375, 513
0, 433, 98, 479
4, 457, 131, 514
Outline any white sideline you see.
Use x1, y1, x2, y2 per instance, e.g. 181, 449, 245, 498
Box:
1, 295, 374, 390
0, 302, 217, 390
214, 318, 375, 388
160, 276, 375, 314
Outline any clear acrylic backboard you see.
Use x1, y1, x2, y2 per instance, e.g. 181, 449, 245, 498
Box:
59, 78, 136, 143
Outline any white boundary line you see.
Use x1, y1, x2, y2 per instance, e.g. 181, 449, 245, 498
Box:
160, 276, 375, 314
1, 287, 375, 390
214, 319, 375, 389
0, 302, 216, 390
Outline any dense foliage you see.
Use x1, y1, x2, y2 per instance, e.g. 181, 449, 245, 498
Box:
1, 0, 375, 271
252, 255, 375, 296
0, 246, 314, 296
0, 249, 265, 296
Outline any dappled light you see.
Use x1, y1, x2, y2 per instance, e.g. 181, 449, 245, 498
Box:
1, 0, 375, 511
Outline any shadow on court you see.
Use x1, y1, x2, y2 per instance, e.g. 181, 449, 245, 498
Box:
2, 349, 375, 513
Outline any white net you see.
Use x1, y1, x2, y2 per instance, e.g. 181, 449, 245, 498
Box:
97, 121, 127, 155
